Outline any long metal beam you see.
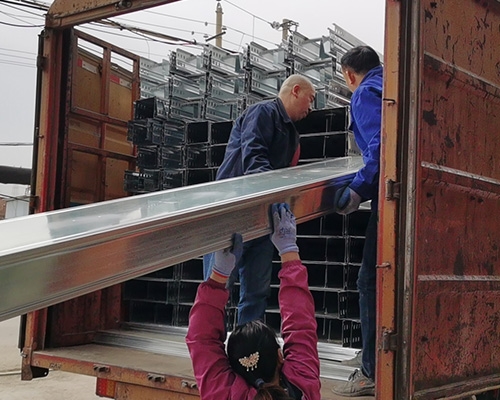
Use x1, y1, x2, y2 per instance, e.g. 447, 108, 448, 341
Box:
0, 157, 362, 322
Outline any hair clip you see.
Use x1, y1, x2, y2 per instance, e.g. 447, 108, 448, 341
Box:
239, 351, 260, 372
254, 378, 265, 389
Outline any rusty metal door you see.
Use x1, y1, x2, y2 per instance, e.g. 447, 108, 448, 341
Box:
379, 1, 500, 399
23, 28, 140, 379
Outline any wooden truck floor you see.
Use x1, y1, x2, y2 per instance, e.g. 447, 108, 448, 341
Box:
28, 329, 372, 400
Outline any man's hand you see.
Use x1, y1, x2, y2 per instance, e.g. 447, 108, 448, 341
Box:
212, 233, 243, 280
334, 185, 362, 215
270, 203, 299, 256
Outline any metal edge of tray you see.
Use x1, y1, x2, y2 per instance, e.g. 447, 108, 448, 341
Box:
0, 156, 363, 321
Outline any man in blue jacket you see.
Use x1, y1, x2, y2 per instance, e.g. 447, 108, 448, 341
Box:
331, 46, 383, 397
204, 74, 316, 325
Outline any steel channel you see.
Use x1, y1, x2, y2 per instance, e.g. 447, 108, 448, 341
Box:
0, 157, 363, 322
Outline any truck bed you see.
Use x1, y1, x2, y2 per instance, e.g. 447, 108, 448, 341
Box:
29, 328, 371, 399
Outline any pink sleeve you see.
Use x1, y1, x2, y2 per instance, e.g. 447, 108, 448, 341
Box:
279, 260, 321, 400
186, 280, 256, 400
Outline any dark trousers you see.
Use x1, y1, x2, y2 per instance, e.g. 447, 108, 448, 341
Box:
358, 208, 378, 379
203, 235, 274, 325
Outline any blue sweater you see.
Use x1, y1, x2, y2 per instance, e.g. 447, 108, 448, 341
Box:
349, 65, 383, 201
216, 98, 299, 179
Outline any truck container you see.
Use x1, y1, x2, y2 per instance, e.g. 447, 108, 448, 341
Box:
8, 1, 500, 399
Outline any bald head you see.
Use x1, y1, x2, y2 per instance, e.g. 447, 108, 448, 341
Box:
279, 74, 315, 97
278, 74, 316, 122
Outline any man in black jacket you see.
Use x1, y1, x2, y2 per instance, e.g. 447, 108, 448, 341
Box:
203, 74, 316, 325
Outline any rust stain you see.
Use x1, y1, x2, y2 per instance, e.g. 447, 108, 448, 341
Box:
444, 135, 454, 148
453, 248, 465, 275
482, 261, 494, 275
423, 109, 438, 126
455, 124, 461, 144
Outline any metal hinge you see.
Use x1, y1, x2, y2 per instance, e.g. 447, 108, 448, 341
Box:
381, 330, 398, 352
93, 364, 110, 373
147, 373, 166, 383
36, 55, 46, 70
29, 195, 39, 211
181, 380, 198, 389
385, 179, 401, 200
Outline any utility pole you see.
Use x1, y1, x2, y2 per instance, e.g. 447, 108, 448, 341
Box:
215, 0, 223, 48
279, 19, 298, 42
282, 18, 290, 42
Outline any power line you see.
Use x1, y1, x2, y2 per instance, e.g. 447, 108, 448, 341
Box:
0, 51, 35, 61
0, 0, 49, 12
111, 16, 208, 36
142, 7, 276, 45
77, 26, 184, 59
0, 193, 31, 202
0, 1, 46, 18
0, 59, 36, 67
0, 19, 42, 27
18, 0, 50, 8
1, 1, 276, 48
144, 9, 216, 26
222, 0, 272, 25
0, 142, 33, 146
80, 25, 195, 54
0, 46, 37, 56
0, 8, 43, 26
92, 20, 200, 46
0, 11, 43, 21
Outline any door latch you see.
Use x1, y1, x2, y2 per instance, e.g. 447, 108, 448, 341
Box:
385, 179, 401, 201
381, 330, 398, 352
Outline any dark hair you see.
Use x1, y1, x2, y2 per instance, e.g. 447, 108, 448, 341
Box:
227, 320, 293, 400
340, 45, 380, 75
227, 320, 279, 383
254, 385, 294, 400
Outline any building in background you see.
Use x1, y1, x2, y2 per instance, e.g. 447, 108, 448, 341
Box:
0, 184, 30, 219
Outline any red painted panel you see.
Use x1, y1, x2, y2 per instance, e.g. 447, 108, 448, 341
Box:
413, 280, 500, 391
405, 0, 500, 397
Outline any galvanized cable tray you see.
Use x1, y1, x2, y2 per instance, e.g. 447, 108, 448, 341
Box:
92, 326, 358, 381
0, 156, 363, 322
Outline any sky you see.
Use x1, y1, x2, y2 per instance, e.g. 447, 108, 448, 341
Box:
0, 0, 385, 176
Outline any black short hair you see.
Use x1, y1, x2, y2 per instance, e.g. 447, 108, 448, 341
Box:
340, 46, 380, 75
227, 320, 280, 385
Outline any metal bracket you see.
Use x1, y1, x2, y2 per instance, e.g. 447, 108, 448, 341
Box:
93, 364, 110, 373
147, 373, 166, 383
385, 179, 401, 200
29, 366, 49, 379
115, 0, 132, 10
376, 262, 391, 269
381, 330, 398, 352
181, 380, 198, 389
36, 55, 46, 70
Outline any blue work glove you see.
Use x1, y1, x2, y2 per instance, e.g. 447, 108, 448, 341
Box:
270, 203, 299, 256
213, 233, 243, 279
334, 185, 362, 215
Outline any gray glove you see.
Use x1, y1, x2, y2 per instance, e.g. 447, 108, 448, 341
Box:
270, 203, 299, 256
334, 185, 362, 215
213, 233, 243, 279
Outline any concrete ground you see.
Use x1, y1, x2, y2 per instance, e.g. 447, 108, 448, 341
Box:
0, 317, 99, 400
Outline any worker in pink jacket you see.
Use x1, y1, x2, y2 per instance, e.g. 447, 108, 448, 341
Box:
186, 203, 321, 400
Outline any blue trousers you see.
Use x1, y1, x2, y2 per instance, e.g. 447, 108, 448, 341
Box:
203, 235, 274, 325
358, 208, 378, 380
